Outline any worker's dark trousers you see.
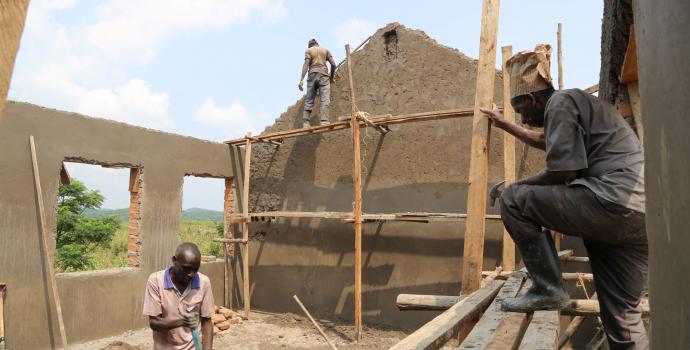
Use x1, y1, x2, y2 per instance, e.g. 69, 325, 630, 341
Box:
500, 183, 649, 350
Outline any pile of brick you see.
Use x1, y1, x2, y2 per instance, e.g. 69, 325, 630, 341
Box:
212, 306, 243, 335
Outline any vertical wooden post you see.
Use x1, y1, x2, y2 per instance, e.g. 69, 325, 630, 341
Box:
242, 134, 252, 319
345, 44, 363, 341
554, 22, 565, 250
30, 136, 70, 350
0, 0, 30, 121
223, 177, 234, 308
461, 0, 501, 295
557, 22, 564, 90
500, 46, 516, 272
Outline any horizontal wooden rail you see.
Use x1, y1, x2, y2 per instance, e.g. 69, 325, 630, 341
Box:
227, 211, 502, 224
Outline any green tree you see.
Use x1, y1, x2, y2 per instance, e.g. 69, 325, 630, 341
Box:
55, 180, 119, 271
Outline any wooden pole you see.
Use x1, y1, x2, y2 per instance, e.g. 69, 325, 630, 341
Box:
242, 134, 252, 319
461, 0, 501, 295
557, 22, 564, 90
293, 295, 339, 350
500, 45, 516, 272
29, 135, 69, 350
345, 44, 363, 341
0, 0, 30, 121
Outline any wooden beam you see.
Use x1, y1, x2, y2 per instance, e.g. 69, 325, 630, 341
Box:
396, 294, 462, 311
234, 211, 502, 223
0, 0, 30, 121
213, 238, 248, 244
389, 280, 505, 350
557, 23, 564, 90
224, 107, 484, 145
30, 136, 70, 350
620, 25, 638, 85
561, 256, 589, 263
357, 111, 389, 134
558, 293, 597, 349
562, 298, 650, 317
248, 136, 282, 146
461, 0, 501, 295
518, 310, 559, 350
346, 43, 364, 341
241, 133, 252, 319
583, 84, 599, 94
459, 272, 527, 349
501, 45, 516, 272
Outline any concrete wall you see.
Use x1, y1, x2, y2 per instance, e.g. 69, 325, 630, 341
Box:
229, 24, 558, 329
0, 102, 232, 349
633, 0, 690, 347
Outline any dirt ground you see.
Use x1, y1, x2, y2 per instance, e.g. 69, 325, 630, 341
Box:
71, 311, 458, 350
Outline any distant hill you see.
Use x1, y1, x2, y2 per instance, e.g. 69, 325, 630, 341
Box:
84, 207, 223, 222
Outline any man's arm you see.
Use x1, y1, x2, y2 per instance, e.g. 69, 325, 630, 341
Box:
299, 58, 310, 91
481, 108, 546, 150
517, 169, 577, 186
328, 55, 337, 82
201, 317, 213, 349
148, 315, 184, 332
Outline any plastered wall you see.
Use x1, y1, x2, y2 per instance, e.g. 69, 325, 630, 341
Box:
0, 102, 232, 349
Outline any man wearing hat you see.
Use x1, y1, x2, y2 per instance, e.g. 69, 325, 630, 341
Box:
298, 39, 336, 128
482, 45, 648, 349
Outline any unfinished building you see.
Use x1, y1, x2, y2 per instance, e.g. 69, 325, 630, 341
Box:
1, 0, 689, 348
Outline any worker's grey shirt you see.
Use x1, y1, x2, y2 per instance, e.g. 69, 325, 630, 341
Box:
543, 89, 645, 213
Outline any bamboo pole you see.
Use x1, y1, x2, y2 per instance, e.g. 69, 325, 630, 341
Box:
30, 136, 69, 350
461, 0, 501, 295
293, 295, 338, 350
345, 44, 363, 341
242, 133, 252, 319
500, 45, 516, 272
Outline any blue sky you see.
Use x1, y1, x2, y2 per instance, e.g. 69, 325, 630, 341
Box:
10, 0, 604, 210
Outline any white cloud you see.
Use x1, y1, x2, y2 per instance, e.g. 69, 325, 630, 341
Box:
84, 0, 286, 65
194, 98, 259, 138
76, 79, 173, 130
334, 17, 376, 48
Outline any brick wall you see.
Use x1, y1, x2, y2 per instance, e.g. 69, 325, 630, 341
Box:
224, 177, 235, 257
127, 168, 143, 267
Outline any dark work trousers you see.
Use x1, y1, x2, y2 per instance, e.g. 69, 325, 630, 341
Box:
500, 183, 649, 350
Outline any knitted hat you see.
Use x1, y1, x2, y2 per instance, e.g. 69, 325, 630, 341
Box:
506, 44, 553, 99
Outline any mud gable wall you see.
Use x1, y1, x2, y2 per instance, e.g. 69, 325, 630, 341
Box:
238, 24, 550, 329
0, 102, 232, 349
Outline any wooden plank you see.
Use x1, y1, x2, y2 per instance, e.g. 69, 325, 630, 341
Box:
518, 310, 559, 350
627, 81, 643, 144
236, 211, 502, 222
30, 136, 70, 350
461, 0, 501, 295
389, 280, 505, 350
346, 43, 363, 341
500, 45, 516, 272
225, 107, 481, 145
557, 23, 564, 90
482, 280, 533, 350
620, 25, 638, 85
129, 168, 141, 193
0, 0, 30, 121
459, 272, 526, 349
242, 134, 252, 319
396, 294, 462, 311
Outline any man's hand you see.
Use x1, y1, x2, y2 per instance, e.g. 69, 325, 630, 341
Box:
298, 81, 304, 91
181, 311, 199, 329
480, 107, 507, 129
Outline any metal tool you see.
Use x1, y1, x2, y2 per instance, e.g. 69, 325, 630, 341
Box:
488, 180, 506, 207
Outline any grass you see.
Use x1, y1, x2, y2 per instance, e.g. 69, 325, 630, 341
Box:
87, 220, 224, 271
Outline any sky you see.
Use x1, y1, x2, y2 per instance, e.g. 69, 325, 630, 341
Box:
10, 0, 604, 210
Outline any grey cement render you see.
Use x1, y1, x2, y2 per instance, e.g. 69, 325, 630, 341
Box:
0, 101, 232, 349
634, 0, 690, 347
227, 24, 557, 330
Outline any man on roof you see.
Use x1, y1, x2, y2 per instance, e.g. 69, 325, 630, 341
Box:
482, 44, 648, 349
299, 38, 336, 128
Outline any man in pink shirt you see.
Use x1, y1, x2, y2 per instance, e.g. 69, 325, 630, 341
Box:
143, 243, 215, 349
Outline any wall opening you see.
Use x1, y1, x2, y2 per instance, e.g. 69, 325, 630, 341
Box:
56, 161, 142, 272
180, 175, 231, 262
384, 29, 398, 60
